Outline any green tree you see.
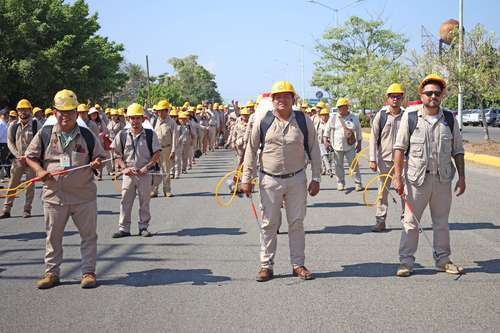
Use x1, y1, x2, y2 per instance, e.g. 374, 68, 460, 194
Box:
0, 0, 125, 108
313, 16, 408, 111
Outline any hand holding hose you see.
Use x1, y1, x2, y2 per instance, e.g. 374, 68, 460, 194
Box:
240, 182, 253, 197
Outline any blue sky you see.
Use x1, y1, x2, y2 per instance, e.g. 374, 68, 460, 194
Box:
84, 0, 499, 103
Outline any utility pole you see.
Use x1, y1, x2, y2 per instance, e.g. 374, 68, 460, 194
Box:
458, 0, 464, 130
145, 55, 151, 109
284, 40, 305, 99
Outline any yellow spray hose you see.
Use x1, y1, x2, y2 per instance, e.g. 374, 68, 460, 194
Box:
214, 165, 243, 208
348, 146, 369, 177
362, 165, 395, 207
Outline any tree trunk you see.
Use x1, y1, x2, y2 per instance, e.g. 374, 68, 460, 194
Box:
480, 100, 490, 141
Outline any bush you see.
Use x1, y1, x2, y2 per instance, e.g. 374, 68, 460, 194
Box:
359, 112, 371, 128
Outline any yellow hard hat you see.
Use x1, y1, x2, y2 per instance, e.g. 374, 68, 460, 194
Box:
336, 98, 350, 108
246, 100, 255, 108
213, 102, 220, 109
319, 108, 330, 116
156, 100, 170, 110
126, 103, 144, 117
45, 108, 54, 117
9, 110, 17, 117
188, 106, 195, 113
196, 104, 203, 110
178, 111, 190, 119
16, 99, 32, 110
110, 108, 118, 116
271, 80, 296, 96
77, 103, 89, 112
386, 83, 405, 95
304, 107, 312, 113
117, 108, 125, 116
183, 101, 190, 108
32, 106, 42, 115
301, 101, 309, 108
316, 100, 325, 108
94, 104, 101, 110
218, 104, 225, 111
169, 109, 178, 117
54, 89, 79, 111
240, 108, 251, 116
105, 108, 111, 114
419, 74, 447, 93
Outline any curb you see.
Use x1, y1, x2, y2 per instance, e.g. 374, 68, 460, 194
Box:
360, 131, 500, 168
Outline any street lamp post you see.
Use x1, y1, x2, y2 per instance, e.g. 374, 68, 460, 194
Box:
284, 40, 305, 99
306, 0, 364, 27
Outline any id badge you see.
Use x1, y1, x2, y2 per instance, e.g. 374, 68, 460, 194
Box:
60, 155, 71, 168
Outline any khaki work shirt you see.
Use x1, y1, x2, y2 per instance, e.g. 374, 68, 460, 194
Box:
232, 117, 249, 148
25, 124, 106, 205
7, 118, 38, 158
393, 107, 464, 186
369, 107, 404, 162
107, 120, 125, 141
324, 112, 362, 152
154, 117, 178, 153
242, 110, 321, 183
85, 119, 100, 138
111, 128, 161, 169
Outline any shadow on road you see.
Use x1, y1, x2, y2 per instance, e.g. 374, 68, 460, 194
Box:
100, 268, 231, 286
98, 210, 119, 215
467, 259, 500, 274
0, 231, 78, 241
157, 227, 245, 237
308, 202, 365, 208
314, 262, 436, 278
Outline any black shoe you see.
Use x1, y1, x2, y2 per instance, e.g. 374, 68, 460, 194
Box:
139, 229, 152, 237
112, 230, 131, 238
0, 211, 10, 219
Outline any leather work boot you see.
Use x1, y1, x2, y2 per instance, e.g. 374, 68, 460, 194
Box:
355, 184, 363, 192
80, 272, 97, 289
112, 230, 131, 238
256, 267, 274, 282
23, 211, 31, 218
0, 211, 10, 219
292, 266, 314, 280
371, 221, 386, 232
396, 264, 412, 277
337, 183, 345, 191
37, 273, 60, 289
150, 192, 158, 198
437, 262, 465, 275
164, 191, 173, 198
139, 229, 152, 237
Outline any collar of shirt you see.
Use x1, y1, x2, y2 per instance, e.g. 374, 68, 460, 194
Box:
271, 109, 296, 125
56, 125, 79, 150
419, 107, 443, 124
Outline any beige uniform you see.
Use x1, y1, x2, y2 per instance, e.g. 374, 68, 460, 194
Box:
324, 112, 362, 186
107, 120, 125, 172
4, 119, 37, 214
369, 108, 405, 221
207, 110, 217, 150
393, 108, 464, 268
199, 115, 210, 153
25, 124, 106, 276
231, 117, 249, 159
174, 122, 196, 176
112, 128, 161, 233
242, 111, 321, 269
152, 117, 177, 195
187, 118, 199, 168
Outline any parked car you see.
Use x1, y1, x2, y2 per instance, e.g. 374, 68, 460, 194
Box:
468, 109, 481, 126
462, 109, 472, 126
495, 112, 500, 127
478, 108, 499, 126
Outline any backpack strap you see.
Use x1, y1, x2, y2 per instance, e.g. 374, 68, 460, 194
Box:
9, 122, 20, 145
40, 125, 54, 161
294, 111, 311, 160
79, 126, 95, 163
144, 128, 154, 157
32, 119, 38, 134
443, 110, 455, 134
377, 110, 388, 147
119, 129, 128, 156
408, 111, 418, 136
259, 111, 275, 151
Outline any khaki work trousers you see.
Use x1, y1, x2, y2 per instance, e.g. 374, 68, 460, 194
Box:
375, 159, 404, 222
119, 175, 151, 232
43, 200, 97, 275
399, 174, 452, 268
208, 126, 216, 150
258, 170, 307, 269
333, 148, 361, 186
152, 146, 172, 194
4, 161, 35, 213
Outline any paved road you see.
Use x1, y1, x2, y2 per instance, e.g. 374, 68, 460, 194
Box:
461, 126, 500, 143
1, 150, 499, 332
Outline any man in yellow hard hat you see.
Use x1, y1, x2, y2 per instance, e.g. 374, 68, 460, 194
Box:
77, 104, 100, 137
300, 101, 309, 113
0, 99, 39, 219
317, 108, 332, 175
8, 110, 18, 125
241, 80, 321, 282
111, 103, 161, 238
107, 108, 125, 174
150, 100, 177, 198
229, 107, 251, 161
45, 108, 54, 117
32, 106, 45, 127
174, 111, 196, 178
198, 105, 210, 154
207, 103, 219, 151
323, 97, 363, 191
369, 83, 406, 232
393, 74, 465, 277
25, 89, 106, 289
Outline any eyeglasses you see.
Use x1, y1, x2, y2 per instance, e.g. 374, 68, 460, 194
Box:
388, 95, 403, 100
422, 90, 442, 97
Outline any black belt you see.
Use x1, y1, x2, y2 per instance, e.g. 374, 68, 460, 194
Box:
260, 168, 303, 179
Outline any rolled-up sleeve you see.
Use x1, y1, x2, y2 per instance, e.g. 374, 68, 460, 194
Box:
306, 117, 321, 180
242, 117, 261, 183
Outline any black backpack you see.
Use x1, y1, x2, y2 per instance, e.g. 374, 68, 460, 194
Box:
407, 109, 455, 136
40, 125, 95, 163
118, 128, 159, 171
259, 110, 312, 160
376, 109, 405, 146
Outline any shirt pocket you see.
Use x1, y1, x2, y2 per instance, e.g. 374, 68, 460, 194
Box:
71, 151, 88, 166
409, 136, 425, 158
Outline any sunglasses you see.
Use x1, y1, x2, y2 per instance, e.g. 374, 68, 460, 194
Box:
422, 90, 442, 97
388, 95, 403, 100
